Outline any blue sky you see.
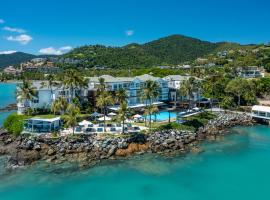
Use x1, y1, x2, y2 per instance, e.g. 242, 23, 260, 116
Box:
0, 0, 269, 55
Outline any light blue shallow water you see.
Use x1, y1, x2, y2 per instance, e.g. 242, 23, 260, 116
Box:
0, 83, 17, 127
146, 111, 177, 121
0, 125, 270, 200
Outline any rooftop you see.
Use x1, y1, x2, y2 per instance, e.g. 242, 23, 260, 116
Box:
252, 105, 270, 113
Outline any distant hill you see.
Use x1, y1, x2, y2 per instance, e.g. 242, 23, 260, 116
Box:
63, 34, 253, 68
1, 35, 254, 69
0, 52, 36, 68
0, 52, 58, 69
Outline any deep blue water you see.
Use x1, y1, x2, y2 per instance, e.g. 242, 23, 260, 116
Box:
0, 125, 270, 200
0, 83, 17, 126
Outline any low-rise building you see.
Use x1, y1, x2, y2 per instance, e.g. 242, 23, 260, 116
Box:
23, 116, 61, 134
163, 75, 202, 104
252, 105, 270, 121
237, 66, 264, 78
3, 66, 21, 75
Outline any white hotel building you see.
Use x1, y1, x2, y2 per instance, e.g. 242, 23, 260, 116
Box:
17, 74, 169, 114
163, 75, 202, 103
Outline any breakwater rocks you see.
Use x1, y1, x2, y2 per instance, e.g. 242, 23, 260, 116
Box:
0, 112, 253, 169
197, 112, 253, 140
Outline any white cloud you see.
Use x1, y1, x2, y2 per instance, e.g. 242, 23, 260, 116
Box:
0, 19, 4, 24
6, 34, 33, 45
39, 46, 73, 55
0, 50, 17, 55
125, 30, 134, 36
3, 26, 26, 33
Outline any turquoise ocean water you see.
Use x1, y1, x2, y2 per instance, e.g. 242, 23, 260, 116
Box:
0, 83, 17, 126
1, 83, 270, 200
0, 125, 270, 200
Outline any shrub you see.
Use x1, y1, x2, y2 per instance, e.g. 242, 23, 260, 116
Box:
3, 114, 28, 136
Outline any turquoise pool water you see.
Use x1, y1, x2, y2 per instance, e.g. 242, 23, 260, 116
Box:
146, 111, 177, 121
0, 83, 17, 126
1, 125, 270, 200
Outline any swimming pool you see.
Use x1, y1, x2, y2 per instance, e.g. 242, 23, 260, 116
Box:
145, 111, 177, 121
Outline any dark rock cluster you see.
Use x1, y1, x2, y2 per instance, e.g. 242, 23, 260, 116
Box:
0, 112, 253, 169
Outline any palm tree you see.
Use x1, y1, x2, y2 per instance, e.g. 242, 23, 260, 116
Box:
116, 88, 128, 104
179, 77, 198, 111
41, 74, 59, 100
62, 69, 87, 102
17, 79, 37, 115
145, 104, 159, 130
64, 104, 80, 135
117, 101, 130, 134
96, 91, 114, 132
141, 80, 160, 126
97, 77, 106, 94
51, 97, 68, 115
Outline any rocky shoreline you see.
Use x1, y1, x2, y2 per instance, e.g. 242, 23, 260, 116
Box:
0, 112, 253, 169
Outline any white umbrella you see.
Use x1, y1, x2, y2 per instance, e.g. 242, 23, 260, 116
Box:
133, 114, 143, 119
98, 116, 112, 121
79, 120, 92, 126
108, 112, 117, 116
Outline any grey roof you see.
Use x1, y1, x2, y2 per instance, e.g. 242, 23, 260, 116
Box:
87, 74, 161, 83
164, 75, 190, 81
134, 74, 160, 81
31, 81, 63, 91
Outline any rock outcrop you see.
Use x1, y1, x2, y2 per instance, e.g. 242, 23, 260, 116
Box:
0, 112, 253, 169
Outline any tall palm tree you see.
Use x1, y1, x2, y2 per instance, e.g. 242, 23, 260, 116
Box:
116, 88, 128, 104
141, 80, 160, 127
97, 77, 106, 94
96, 91, 114, 132
64, 104, 80, 135
144, 104, 159, 129
17, 79, 37, 114
51, 97, 68, 115
179, 77, 198, 111
117, 101, 131, 134
62, 69, 87, 102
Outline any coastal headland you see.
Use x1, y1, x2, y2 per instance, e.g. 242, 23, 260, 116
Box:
0, 112, 253, 169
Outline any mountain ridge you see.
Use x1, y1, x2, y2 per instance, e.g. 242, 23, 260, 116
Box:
0, 34, 254, 69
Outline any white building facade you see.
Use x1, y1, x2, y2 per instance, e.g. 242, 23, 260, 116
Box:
163, 75, 202, 103
87, 74, 169, 107
17, 74, 169, 114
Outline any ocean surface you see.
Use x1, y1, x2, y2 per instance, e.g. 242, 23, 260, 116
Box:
0, 125, 270, 200
0, 83, 17, 126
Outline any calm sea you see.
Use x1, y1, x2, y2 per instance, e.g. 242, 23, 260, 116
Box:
0, 125, 270, 200
0, 83, 17, 126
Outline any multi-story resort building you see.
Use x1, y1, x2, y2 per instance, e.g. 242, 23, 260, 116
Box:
87, 74, 169, 109
17, 74, 170, 114
17, 81, 79, 114
163, 75, 202, 103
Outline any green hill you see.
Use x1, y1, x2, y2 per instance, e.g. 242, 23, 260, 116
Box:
63, 34, 251, 68
0, 52, 36, 68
